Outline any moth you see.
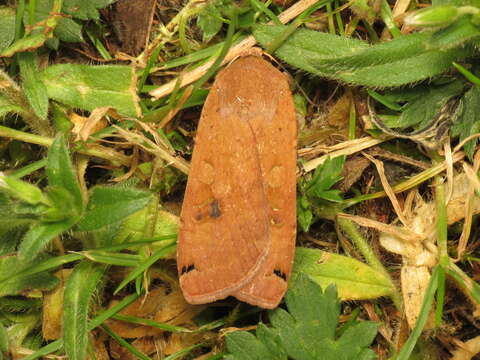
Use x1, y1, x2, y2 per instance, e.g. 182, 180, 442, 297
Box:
177, 56, 297, 309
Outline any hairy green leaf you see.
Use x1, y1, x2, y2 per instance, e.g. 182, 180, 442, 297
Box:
0, 93, 23, 116
39, 64, 141, 117
63, 261, 107, 360
452, 85, 480, 158
18, 220, 75, 260
18, 52, 49, 120
76, 186, 153, 231
0, 255, 58, 296
0, 34, 46, 58
380, 79, 465, 129
116, 207, 178, 244
226, 274, 378, 360
0, 7, 15, 52
46, 134, 84, 214
253, 24, 478, 87
55, 18, 84, 42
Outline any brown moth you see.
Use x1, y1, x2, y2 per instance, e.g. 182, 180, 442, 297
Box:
177, 55, 297, 309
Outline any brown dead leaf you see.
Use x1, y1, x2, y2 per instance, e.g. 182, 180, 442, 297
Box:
401, 266, 435, 329
88, 331, 110, 360
107, 285, 202, 338
339, 155, 370, 192
71, 109, 108, 142
42, 269, 72, 340
164, 332, 211, 355
327, 92, 351, 132
451, 334, 480, 360
112, 0, 157, 56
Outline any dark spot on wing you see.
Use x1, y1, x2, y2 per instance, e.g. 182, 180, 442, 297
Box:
273, 269, 287, 281
181, 264, 195, 275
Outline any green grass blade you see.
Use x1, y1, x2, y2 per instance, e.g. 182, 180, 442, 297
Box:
114, 243, 176, 294
397, 266, 440, 360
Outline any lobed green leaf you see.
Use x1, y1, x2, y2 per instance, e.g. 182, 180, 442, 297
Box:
226, 274, 379, 360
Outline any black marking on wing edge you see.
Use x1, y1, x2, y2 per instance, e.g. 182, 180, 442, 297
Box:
273, 269, 287, 281
181, 264, 196, 275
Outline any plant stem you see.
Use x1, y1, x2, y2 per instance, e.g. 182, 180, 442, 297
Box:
0, 125, 131, 166
337, 217, 402, 309
434, 167, 449, 326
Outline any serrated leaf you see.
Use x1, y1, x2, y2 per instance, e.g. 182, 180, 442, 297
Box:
55, 18, 84, 42
197, 2, 224, 42
297, 201, 313, 233
26, 0, 84, 43
39, 64, 140, 117
226, 274, 379, 360
256, 323, 289, 359
452, 85, 480, 159
292, 247, 395, 300
336, 322, 379, 360
62, 0, 116, 20
63, 261, 107, 360
0, 254, 59, 296
253, 24, 477, 87
306, 156, 344, 202
76, 186, 153, 231
225, 329, 285, 360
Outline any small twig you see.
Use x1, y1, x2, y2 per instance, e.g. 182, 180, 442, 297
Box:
338, 213, 423, 243
113, 125, 190, 174
367, 147, 430, 170
300, 136, 387, 173
149, 0, 323, 99
363, 152, 410, 228
455, 152, 480, 261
